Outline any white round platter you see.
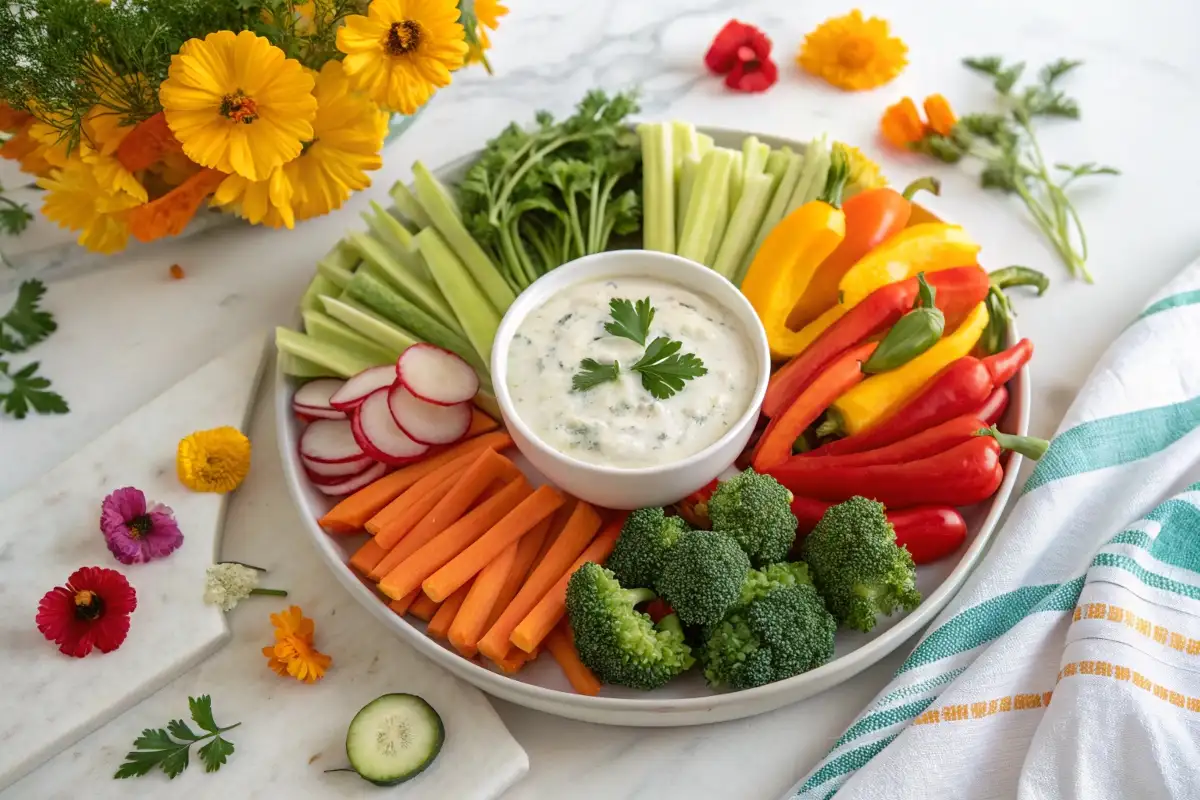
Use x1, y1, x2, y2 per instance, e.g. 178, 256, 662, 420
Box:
276, 127, 1031, 726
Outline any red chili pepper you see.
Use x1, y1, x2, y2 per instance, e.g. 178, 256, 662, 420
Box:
975, 385, 1009, 427
763, 266, 989, 419
982, 338, 1033, 385
795, 414, 990, 469
788, 496, 967, 564
673, 479, 719, 529
753, 342, 877, 472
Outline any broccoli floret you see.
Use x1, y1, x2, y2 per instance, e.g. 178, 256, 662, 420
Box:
566, 562, 695, 690
708, 469, 798, 566
738, 561, 812, 606
606, 507, 691, 589
802, 496, 921, 632
656, 530, 751, 627
701, 584, 836, 690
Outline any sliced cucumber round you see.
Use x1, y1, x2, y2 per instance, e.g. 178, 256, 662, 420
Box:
345, 693, 444, 786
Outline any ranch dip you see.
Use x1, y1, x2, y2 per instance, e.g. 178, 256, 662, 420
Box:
506, 277, 757, 469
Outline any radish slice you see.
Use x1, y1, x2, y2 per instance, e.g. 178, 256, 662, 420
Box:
302, 453, 375, 478
396, 344, 479, 406
294, 379, 345, 412
353, 389, 431, 464
330, 366, 398, 411
313, 462, 389, 496
388, 385, 472, 445
300, 419, 366, 464
293, 404, 345, 421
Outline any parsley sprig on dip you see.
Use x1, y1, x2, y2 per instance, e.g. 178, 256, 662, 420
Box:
571, 297, 708, 400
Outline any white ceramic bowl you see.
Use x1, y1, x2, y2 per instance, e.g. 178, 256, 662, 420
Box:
489, 250, 771, 510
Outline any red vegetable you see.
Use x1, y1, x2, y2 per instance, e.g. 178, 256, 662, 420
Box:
794, 415, 991, 469
982, 338, 1033, 385
763, 266, 990, 419
975, 386, 1009, 427
788, 496, 967, 564
752, 342, 877, 472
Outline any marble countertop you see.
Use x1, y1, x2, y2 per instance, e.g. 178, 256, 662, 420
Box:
2, 0, 1198, 797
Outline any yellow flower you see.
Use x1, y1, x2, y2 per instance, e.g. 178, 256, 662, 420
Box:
798, 10, 907, 91
337, 0, 469, 115
28, 111, 147, 204
159, 31, 317, 181
465, 0, 508, 66
263, 606, 331, 683
839, 143, 888, 197
177, 426, 252, 493
212, 168, 297, 229
37, 160, 143, 254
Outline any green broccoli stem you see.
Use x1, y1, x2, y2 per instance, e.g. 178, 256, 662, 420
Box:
625, 588, 656, 608
655, 613, 684, 636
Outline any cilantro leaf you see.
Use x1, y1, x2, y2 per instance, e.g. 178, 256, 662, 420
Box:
0, 360, 68, 419
0, 198, 32, 236
962, 56, 1004, 76
1039, 58, 1082, 86
630, 336, 708, 400
571, 358, 620, 392
198, 736, 236, 773
189, 694, 220, 734
603, 297, 653, 346
113, 696, 239, 780
1, 279, 57, 354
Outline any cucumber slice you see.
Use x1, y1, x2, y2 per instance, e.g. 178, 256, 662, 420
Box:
345, 694, 444, 786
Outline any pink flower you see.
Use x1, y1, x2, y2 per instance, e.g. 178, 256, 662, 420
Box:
100, 487, 184, 565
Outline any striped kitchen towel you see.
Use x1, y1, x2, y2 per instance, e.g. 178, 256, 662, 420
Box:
787, 260, 1200, 800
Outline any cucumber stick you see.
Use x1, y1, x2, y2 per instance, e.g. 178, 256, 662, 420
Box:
279, 351, 342, 379
319, 295, 420, 357
786, 135, 831, 214
319, 240, 360, 272
302, 310, 398, 363
346, 230, 462, 336
742, 149, 805, 281
389, 180, 433, 229
415, 226, 499, 370
411, 161, 515, 314
317, 261, 355, 289
638, 122, 675, 253
714, 173, 776, 281
345, 269, 478, 369
275, 327, 381, 378
300, 273, 340, 314
345, 694, 443, 786
678, 148, 736, 265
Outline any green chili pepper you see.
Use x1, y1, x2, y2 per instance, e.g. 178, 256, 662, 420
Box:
980, 265, 1049, 354
863, 272, 945, 374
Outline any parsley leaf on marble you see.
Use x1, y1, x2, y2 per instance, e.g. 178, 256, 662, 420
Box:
0, 360, 67, 419
630, 337, 708, 400
114, 695, 240, 780
0, 195, 32, 237
571, 358, 620, 392
604, 297, 653, 346
0, 279, 56, 353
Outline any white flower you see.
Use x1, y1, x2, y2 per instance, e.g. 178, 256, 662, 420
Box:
203, 563, 260, 611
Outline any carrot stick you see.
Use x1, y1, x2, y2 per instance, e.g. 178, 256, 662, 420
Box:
426, 581, 472, 639
492, 646, 539, 674
476, 501, 602, 662
465, 409, 499, 437
423, 486, 565, 603
485, 516, 554, 633
545, 623, 602, 696
510, 518, 623, 653
449, 541, 519, 658
530, 498, 576, 574
409, 592, 441, 622
368, 474, 459, 575
349, 537, 388, 575
378, 478, 533, 600
322, 432, 511, 534
388, 589, 419, 616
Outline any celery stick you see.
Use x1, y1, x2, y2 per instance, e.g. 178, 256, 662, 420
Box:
676, 156, 700, 243
275, 327, 380, 378
279, 351, 342, 379
412, 161, 515, 314
677, 148, 736, 265
742, 136, 771, 180
389, 180, 432, 229
317, 260, 354, 289
364, 201, 431, 281
705, 184, 730, 268
786, 135, 831, 214
319, 295, 420, 358
345, 269, 477, 367
301, 273, 341, 314
697, 133, 715, 155
727, 151, 745, 213
319, 240, 360, 272
742, 149, 805, 280
671, 122, 699, 184
346, 230, 461, 335
415, 227, 501, 371
764, 147, 791, 184
714, 174, 775, 281
302, 310, 399, 363
638, 122, 676, 253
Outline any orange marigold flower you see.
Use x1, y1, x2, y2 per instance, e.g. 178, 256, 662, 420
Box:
880, 97, 926, 149
923, 94, 957, 137
798, 10, 907, 91
263, 605, 331, 683
0, 102, 32, 133
128, 168, 225, 244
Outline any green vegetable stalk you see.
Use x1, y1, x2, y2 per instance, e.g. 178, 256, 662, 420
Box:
864, 273, 945, 373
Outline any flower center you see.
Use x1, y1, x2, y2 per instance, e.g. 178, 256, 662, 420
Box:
220, 90, 259, 124
386, 20, 421, 55
126, 514, 153, 539
74, 589, 105, 621
837, 38, 876, 69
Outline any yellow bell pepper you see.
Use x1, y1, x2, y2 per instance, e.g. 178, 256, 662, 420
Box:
838, 223, 981, 308
829, 300, 990, 436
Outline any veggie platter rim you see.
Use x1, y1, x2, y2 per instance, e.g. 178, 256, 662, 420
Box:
275, 128, 1032, 727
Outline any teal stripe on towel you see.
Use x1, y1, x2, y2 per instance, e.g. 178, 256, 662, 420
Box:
1137, 289, 1200, 322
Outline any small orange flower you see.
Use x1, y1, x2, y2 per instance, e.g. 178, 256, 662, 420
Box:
263, 605, 331, 684
0, 102, 32, 133
127, 168, 225, 243
798, 10, 907, 91
923, 94, 957, 137
880, 97, 926, 149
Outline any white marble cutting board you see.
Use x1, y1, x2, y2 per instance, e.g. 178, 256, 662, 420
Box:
0, 335, 268, 789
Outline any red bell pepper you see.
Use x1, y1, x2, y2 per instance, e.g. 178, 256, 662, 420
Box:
975, 385, 1009, 427
753, 341, 877, 472
674, 478, 720, 529
764, 266, 989, 419
788, 496, 967, 564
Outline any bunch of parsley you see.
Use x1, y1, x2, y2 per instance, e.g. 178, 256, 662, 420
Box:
458, 90, 643, 293
918, 57, 1117, 283
0, 279, 66, 420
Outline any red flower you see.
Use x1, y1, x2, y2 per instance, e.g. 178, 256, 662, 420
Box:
36, 567, 137, 658
704, 20, 779, 93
